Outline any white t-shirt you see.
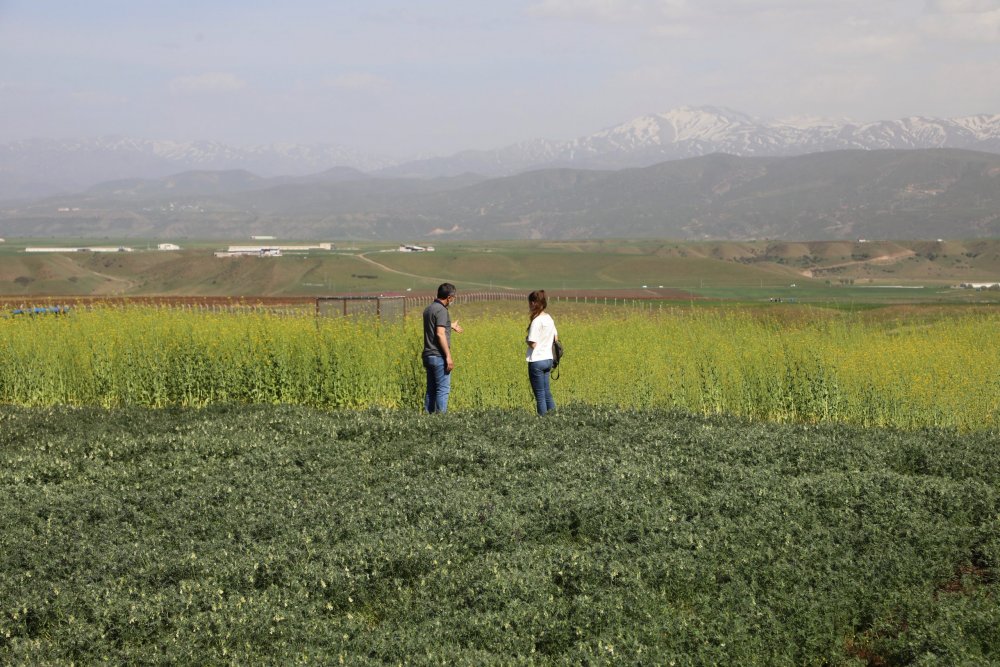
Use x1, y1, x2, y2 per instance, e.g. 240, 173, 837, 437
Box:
525, 312, 557, 362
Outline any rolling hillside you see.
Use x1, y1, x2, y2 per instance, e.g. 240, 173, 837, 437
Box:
1, 149, 998, 241
2, 239, 999, 299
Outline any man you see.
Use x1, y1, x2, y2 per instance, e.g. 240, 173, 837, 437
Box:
422, 282, 463, 413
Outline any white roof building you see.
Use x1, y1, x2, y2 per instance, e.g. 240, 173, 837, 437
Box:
215, 248, 282, 258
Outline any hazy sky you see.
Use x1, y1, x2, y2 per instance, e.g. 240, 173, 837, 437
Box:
1, 0, 998, 158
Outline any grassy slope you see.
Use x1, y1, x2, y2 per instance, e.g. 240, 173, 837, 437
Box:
1, 405, 997, 664
0, 250, 417, 298
1, 239, 999, 299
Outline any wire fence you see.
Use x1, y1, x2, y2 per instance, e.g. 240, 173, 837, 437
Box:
317, 295, 408, 320
2, 291, 682, 321
406, 291, 525, 310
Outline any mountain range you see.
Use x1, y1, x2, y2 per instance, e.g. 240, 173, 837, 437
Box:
379, 107, 1000, 179
3, 148, 999, 241
3, 107, 1000, 201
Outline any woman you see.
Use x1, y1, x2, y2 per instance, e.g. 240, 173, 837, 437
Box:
525, 290, 558, 415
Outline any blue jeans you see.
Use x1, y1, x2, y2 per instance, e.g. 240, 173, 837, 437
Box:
423, 355, 451, 413
528, 359, 556, 415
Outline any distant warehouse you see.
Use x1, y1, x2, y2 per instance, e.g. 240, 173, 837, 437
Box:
215, 243, 333, 258
215, 247, 283, 258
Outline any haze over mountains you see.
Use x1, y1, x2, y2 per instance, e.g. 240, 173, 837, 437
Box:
2, 107, 999, 241
4, 107, 1000, 201
3, 148, 999, 241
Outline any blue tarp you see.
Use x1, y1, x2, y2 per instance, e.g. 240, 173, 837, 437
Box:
9, 306, 71, 316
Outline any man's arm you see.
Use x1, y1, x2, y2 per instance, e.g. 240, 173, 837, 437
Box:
436, 325, 454, 372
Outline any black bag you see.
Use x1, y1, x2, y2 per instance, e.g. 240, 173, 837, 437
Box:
551, 339, 564, 379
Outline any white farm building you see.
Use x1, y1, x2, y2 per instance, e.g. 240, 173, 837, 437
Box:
215, 248, 282, 258
217, 243, 333, 258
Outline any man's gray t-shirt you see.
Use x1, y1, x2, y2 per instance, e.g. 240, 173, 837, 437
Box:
422, 300, 451, 358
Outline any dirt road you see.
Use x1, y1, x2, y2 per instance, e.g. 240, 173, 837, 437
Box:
800, 249, 917, 278
355, 252, 516, 290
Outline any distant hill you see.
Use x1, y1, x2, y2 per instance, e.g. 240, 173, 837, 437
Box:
3, 107, 1000, 200
0, 138, 392, 200
83, 167, 378, 199
1, 148, 998, 241
431, 148, 1000, 240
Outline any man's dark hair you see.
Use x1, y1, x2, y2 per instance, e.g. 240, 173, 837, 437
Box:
437, 283, 457, 300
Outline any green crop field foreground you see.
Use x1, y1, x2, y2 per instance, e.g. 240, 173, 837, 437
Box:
1, 302, 999, 664
2, 406, 999, 664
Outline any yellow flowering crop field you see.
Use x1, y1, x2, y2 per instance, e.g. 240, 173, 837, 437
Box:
1, 304, 997, 430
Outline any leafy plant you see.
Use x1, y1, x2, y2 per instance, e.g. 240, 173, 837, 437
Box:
0, 405, 997, 664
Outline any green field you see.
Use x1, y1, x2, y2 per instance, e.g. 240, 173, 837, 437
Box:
2, 238, 1000, 303
2, 405, 998, 664
2, 239, 998, 663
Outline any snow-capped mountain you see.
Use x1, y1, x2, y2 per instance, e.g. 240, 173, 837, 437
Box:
3, 107, 1000, 200
573, 105, 1000, 159
380, 106, 1000, 177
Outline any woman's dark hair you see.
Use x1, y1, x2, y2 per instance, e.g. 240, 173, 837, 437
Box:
528, 290, 547, 321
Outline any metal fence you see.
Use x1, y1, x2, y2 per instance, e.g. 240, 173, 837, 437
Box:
316, 295, 408, 321
316, 291, 677, 322
405, 290, 525, 309
316, 291, 532, 321
4, 292, 681, 322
